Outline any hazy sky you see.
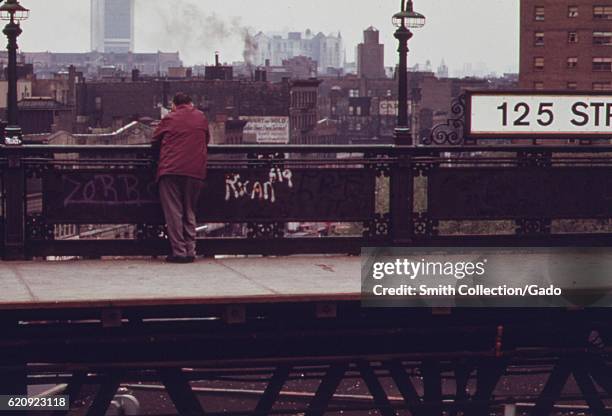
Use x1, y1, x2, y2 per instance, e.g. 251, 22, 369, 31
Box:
18, 0, 519, 75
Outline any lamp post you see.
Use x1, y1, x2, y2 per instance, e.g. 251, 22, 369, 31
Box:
393, 0, 425, 145
0, 0, 28, 145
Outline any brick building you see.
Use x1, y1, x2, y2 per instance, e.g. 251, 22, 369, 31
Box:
31, 66, 81, 106
316, 70, 518, 145
74, 77, 323, 144
318, 72, 461, 144
357, 27, 386, 79
282, 56, 318, 80
520, 0, 612, 90
76, 78, 292, 129
289, 79, 321, 144
18, 98, 74, 134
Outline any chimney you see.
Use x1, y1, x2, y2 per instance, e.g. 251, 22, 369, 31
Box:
255, 69, 267, 82
68, 65, 77, 106
265, 59, 270, 67
215, 52, 220, 67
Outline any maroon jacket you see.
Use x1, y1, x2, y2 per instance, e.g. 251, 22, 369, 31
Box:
152, 104, 210, 181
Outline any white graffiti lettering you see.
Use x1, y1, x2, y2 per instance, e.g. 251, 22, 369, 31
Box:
225, 168, 293, 203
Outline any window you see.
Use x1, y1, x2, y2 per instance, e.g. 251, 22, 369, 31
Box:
534, 57, 545, 70
535, 6, 545, 21
568, 6, 578, 17
567, 82, 577, 90
348, 106, 354, 115
568, 32, 578, 43
567, 57, 578, 68
592, 57, 612, 71
349, 89, 359, 97
593, 81, 612, 90
535, 32, 545, 46
356, 123, 362, 131
356, 106, 362, 116
594, 5, 612, 19
593, 31, 612, 45
534, 82, 544, 90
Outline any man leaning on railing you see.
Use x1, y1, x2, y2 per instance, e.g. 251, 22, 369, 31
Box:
151, 93, 210, 264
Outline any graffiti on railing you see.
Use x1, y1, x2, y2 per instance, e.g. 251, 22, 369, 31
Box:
215, 168, 374, 220
63, 174, 158, 207
225, 168, 294, 203
44, 168, 376, 223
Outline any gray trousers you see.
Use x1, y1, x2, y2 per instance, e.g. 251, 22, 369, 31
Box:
159, 175, 204, 257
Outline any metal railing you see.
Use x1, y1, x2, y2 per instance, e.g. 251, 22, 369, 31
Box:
3, 143, 612, 259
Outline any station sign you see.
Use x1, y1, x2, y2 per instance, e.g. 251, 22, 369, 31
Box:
467, 91, 612, 139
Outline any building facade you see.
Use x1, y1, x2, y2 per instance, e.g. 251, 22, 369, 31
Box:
91, 0, 135, 53
75, 78, 294, 133
357, 27, 386, 79
520, 0, 612, 90
290, 79, 321, 144
317, 72, 512, 144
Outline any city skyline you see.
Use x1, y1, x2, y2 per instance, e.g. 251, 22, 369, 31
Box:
19, 0, 519, 76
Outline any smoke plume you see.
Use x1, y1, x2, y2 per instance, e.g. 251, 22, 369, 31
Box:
242, 29, 258, 69
136, 0, 256, 65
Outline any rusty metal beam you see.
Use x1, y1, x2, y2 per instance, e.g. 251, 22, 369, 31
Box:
159, 368, 206, 416
50, 371, 87, 416
358, 361, 396, 416
386, 359, 422, 415
449, 362, 472, 416
421, 360, 443, 416
573, 367, 606, 414
85, 372, 122, 416
530, 361, 571, 416
305, 363, 347, 416
0, 318, 26, 397
253, 365, 291, 415
471, 359, 506, 416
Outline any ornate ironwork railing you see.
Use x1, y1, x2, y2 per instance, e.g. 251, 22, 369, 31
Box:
3, 143, 612, 259
423, 93, 469, 145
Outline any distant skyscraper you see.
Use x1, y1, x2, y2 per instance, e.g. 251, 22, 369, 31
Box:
251, 30, 343, 73
91, 0, 135, 53
437, 60, 449, 78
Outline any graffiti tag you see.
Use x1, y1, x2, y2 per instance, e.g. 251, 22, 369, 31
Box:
225, 168, 293, 203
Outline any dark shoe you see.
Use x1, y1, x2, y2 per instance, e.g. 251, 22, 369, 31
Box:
166, 256, 194, 264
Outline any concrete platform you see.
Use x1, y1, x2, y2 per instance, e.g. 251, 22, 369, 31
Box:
5, 248, 612, 312
0, 256, 361, 310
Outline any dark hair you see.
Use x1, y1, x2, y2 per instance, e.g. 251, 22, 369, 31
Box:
173, 92, 192, 106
